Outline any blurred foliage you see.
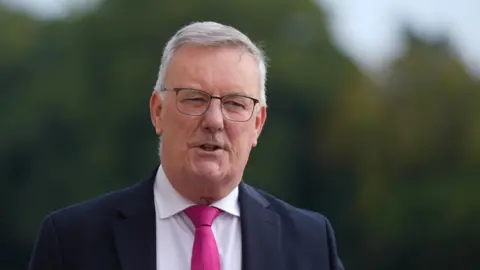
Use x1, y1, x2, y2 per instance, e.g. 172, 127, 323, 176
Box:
1, 0, 479, 269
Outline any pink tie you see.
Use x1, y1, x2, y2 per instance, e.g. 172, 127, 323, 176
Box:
185, 205, 221, 270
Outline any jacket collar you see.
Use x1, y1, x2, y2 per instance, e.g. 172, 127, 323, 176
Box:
112, 166, 283, 270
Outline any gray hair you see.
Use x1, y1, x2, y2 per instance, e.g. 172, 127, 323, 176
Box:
153, 21, 268, 105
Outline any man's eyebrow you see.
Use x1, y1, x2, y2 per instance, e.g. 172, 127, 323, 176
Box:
227, 90, 249, 96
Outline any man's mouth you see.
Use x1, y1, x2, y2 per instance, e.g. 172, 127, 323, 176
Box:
198, 144, 222, 151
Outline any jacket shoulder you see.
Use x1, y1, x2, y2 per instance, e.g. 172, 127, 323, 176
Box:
254, 187, 328, 226
249, 186, 345, 269
45, 178, 152, 227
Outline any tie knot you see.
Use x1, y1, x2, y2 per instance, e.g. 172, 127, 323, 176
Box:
185, 205, 221, 228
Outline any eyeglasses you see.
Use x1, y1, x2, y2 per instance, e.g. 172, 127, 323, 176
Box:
162, 88, 259, 122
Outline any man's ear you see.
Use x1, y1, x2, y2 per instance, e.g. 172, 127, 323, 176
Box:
150, 92, 164, 135
252, 105, 267, 147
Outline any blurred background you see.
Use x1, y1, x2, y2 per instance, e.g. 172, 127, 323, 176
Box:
1, 0, 479, 269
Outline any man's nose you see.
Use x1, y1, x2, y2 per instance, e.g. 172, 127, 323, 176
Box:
201, 99, 224, 132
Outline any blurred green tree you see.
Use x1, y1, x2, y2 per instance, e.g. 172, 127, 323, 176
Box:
320, 28, 480, 269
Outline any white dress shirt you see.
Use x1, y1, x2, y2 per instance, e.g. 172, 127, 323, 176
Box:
153, 165, 242, 270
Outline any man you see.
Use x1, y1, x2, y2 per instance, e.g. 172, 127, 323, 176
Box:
29, 21, 345, 270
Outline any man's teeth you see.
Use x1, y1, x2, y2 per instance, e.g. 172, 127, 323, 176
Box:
201, 144, 218, 150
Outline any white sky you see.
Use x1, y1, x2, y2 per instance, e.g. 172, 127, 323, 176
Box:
2, 0, 480, 78
319, 0, 480, 77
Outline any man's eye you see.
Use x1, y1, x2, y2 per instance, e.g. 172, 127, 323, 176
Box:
225, 101, 246, 108
184, 97, 207, 102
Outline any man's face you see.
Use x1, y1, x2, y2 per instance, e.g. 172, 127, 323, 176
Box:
150, 45, 266, 201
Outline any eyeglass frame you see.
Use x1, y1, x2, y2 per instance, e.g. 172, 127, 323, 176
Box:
161, 87, 260, 122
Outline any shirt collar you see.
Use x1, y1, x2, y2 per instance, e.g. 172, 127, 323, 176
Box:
153, 165, 240, 219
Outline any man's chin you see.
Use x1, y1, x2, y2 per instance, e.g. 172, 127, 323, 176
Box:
191, 161, 225, 180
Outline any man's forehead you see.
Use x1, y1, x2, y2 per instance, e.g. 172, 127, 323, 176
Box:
165, 46, 260, 90
170, 45, 256, 67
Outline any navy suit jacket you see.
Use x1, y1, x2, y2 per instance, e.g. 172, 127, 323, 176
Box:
29, 168, 345, 270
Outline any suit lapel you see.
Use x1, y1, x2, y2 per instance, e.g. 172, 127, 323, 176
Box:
112, 169, 157, 270
110, 169, 283, 270
239, 183, 283, 270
